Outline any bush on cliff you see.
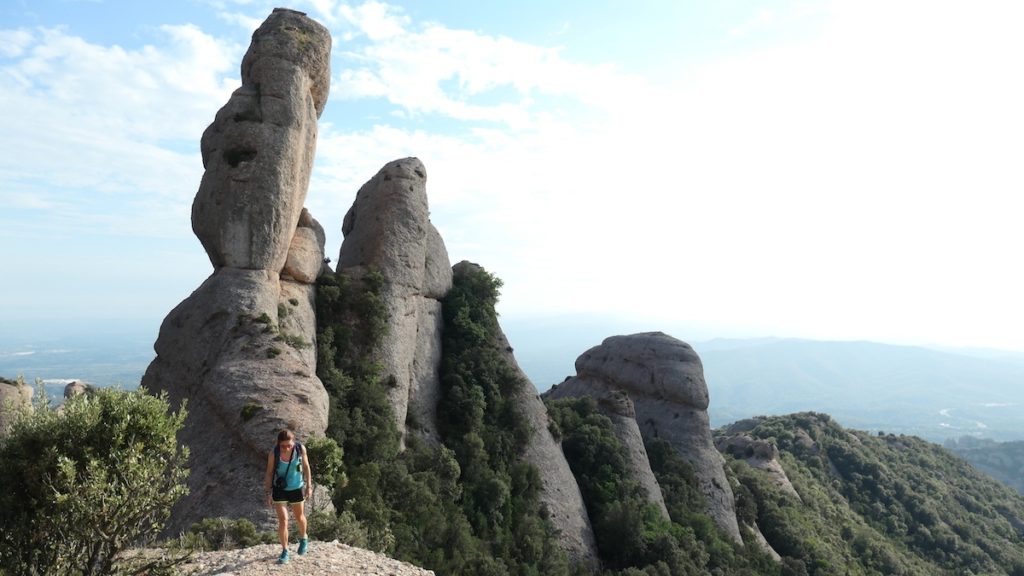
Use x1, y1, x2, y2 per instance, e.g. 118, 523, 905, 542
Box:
0, 387, 189, 576
316, 269, 399, 465
316, 266, 575, 575
546, 397, 780, 576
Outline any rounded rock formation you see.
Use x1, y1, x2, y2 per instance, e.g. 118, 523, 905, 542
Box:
545, 377, 671, 520
559, 332, 743, 543
142, 9, 331, 532
191, 8, 330, 272
63, 380, 89, 399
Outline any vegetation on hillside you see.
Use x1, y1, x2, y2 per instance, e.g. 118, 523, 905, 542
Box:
0, 388, 189, 576
317, 267, 1024, 576
721, 413, 1024, 576
546, 397, 780, 576
315, 267, 575, 575
946, 436, 1024, 496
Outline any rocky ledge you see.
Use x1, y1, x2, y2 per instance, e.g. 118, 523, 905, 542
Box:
178, 541, 434, 576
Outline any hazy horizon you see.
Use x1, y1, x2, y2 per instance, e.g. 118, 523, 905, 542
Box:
5, 321, 1024, 443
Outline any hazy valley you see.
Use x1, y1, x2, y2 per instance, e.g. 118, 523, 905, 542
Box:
6, 322, 1023, 443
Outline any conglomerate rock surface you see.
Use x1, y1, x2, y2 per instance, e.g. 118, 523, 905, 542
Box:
552, 332, 743, 543
336, 157, 452, 444
142, 8, 331, 533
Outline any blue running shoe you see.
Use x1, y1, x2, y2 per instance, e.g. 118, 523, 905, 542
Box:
298, 538, 309, 555
277, 548, 290, 564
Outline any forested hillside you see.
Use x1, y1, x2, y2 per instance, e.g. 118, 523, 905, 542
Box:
721, 413, 1024, 575
947, 437, 1024, 496
314, 265, 1024, 575
315, 266, 575, 575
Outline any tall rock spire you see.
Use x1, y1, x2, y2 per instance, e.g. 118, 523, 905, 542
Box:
142, 8, 332, 532
336, 157, 453, 443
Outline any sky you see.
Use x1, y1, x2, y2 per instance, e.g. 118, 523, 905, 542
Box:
2, 0, 1024, 353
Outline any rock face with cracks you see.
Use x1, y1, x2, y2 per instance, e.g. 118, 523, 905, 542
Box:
554, 332, 743, 544
336, 157, 452, 444
142, 8, 331, 533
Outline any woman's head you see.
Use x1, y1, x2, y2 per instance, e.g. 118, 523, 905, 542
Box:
277, 429, 295, 448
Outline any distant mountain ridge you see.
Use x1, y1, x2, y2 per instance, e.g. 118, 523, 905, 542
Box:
499, 320, 1024, 442
717, 412, 1024, 575
697, 338, 1024, 441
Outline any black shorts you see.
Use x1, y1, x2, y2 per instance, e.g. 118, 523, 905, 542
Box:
272, 486, 305, 504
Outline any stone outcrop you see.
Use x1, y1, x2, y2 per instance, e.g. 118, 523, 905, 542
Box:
553, 332, 743, 544
141, 8, 331, 532
716, 425, 801, 501
336, 158, 452, 443
64, 380, 89, 399
452, 261, 599, 566
545, 378, 670, 520
0, 377, 32, 436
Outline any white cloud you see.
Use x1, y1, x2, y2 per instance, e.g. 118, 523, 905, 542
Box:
0, 28, 33, 57
214, 10, 265, 34
4, 0, 1024, 350
330, 9, 643, 128
306, 0, 1024, 351
337, 1, 408, 40
0, 24, 241, 237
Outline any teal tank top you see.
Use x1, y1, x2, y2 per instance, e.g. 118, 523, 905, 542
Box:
275, 447, 305, 491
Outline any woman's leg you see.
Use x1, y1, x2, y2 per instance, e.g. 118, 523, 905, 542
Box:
275, 503, 289, 549
291, 501, 307, 540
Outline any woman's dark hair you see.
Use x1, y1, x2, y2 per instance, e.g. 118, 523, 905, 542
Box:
277, 429, 295, 442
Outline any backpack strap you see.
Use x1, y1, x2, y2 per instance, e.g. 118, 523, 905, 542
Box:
274, 441, 302, 483
290, 441, 303, 478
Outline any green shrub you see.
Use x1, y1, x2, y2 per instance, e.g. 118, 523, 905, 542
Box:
180, 517, 273, 551
274, 332, 311, 350
316, 268, 398, 465
0, 387, 189, 576
240, 402, 263, 422
308, 509, 370, 547
304, 436, 345, 490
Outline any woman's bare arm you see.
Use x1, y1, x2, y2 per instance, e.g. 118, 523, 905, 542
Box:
302, 444, 313, 497
264, 451, 275, 505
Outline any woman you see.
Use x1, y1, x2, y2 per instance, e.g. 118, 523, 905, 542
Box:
264, 429, 313, 565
